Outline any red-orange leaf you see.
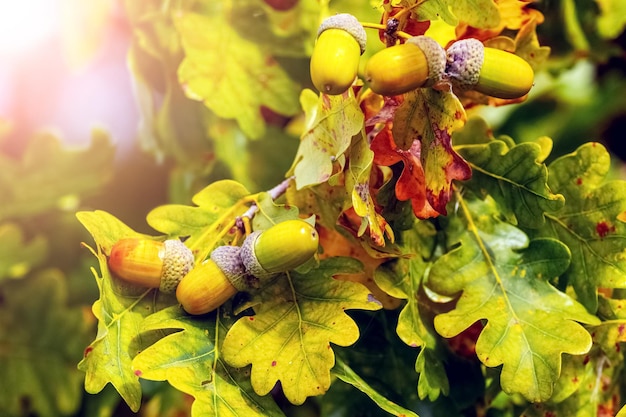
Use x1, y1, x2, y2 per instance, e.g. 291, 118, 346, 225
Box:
369, 90, 471, 217
371, 128, 439, 219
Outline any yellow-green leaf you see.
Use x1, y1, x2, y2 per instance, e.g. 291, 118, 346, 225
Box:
221, 257, 382, 404
596, 0, 626, 39
456, 138, 565, 228
348, 131, 389, 246
289, 89, 364, 189
175, 11, 299, 139
414, 0, 500, 29
77, 210, 175, 411
132, 306, 285, 417
538, 142, 626, 312
430, 196, 599, 402
147, 180, 251, 262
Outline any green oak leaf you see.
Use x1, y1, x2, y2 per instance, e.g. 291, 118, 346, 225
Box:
413, 0, 500, 29
175, 11, 299, 139
132, 306, 285, 417
455, 138, 565, 228
514, 19, 552, 70
0, 222, 47, 281
596, 0, 626, 39
520, 342, 621, 416
452, 116, 515, 148
0, 271, 90, 417
250, 191, 301, 231
77, 210, 176, 411
535, 142, 626, 312
392, 88, 472, 215
0, 130, 114, 220
429, 197, 599, 402
221, 257, 382, 404
374, 220, 449, 401
288, 89, 364, 189
230, 0, 320, 57
147, 180, 251, 262
332, 357, 419, 417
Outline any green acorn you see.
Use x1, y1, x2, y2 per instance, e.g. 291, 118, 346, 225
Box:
241, 219, 319, 278
446, 38, 534, 99
365, 35, 446, 96
310, 13, 367, 95
176, 220, 319, 315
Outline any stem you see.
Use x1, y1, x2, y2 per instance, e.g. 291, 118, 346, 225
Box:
360, 22, 413, 40
191, 177, 295, 260
238, 176, 295, 226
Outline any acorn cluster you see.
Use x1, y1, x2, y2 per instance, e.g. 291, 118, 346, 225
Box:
310, 13, 534, 99
108, 219, 319, 315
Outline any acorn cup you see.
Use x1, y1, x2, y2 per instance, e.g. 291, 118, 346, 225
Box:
176, 219, 320, 315
310, 13, 367, 95
365, 35, 447, 96
445, 38, 534, 99
107, 238, 194, 294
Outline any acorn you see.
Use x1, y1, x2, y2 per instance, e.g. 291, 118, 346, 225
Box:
445, 38, 534, 99
107, 238, 194, 293
176, 246, 246, 315
310, 13, 367, 95
365, 35, 446, 96
241, 219, 319, 279
176, 220, 320, 315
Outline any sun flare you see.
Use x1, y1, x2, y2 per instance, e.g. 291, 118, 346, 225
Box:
0, 0, 59, 57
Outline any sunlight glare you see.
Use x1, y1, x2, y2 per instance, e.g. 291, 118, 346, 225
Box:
0, 0, 59, 57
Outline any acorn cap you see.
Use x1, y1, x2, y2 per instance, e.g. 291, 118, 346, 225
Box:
240, 231, 271, 279
445, 38, 484, 90
159, 239, 195, 293
407, 36, 446, 87
318, 13, 367, 54
209, 245, 252, 291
